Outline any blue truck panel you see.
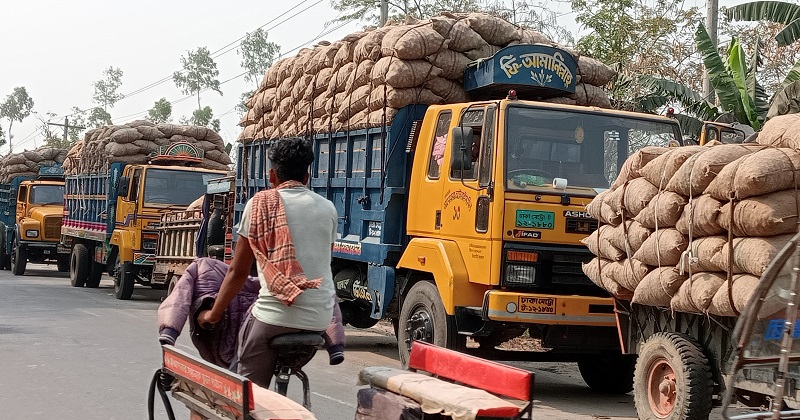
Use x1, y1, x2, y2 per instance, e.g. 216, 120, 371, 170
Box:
0, 176, 35, 251
235, 105, 428, 319
62, 163, 124, 242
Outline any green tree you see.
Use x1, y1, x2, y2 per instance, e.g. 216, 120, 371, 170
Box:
485, 1, 574, 44
239, 29, 281, 88
238, 90, 255, 116
180, 106, 221, 132
92, 67, 124, 112
0, 86, 34, 153
173, 47, 222, 111
147, 98, 172, 124
331, 0, 484, 24
32, 111, 72, 149
87, 107, 112, 128
0, 124, 5, 148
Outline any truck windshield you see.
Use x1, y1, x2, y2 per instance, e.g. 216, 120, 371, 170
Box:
29, 185, 64, 205
505, 106, 680, 191
143, 169, 219, 206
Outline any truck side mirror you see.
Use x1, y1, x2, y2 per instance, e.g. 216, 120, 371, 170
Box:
450, 126, 473, 173
117, 176, 130, 197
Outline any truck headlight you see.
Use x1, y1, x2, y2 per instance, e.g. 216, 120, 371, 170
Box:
505, 264, 536, 287
25, 229, 39, 238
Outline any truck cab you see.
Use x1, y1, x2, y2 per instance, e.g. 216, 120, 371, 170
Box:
698, 121, 754, 145
10, 166, 67, 275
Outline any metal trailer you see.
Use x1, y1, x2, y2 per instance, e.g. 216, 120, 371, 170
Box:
0, 175, 35, 269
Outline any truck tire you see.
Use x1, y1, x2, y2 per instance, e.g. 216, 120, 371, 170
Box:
578, 354, 636, 394
86, 261, 103, 288
397, 280, 465, 367
11, 239, 27, 276
0, 254, 10, 271
633, 332, 713, 420
114, 256, 135, 300
70, 244, 90, 287
56, 256, 69, 272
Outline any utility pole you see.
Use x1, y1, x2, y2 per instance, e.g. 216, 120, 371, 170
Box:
380, 0, 388, 26
702, 0, 719, 102
48, 117, 85, 145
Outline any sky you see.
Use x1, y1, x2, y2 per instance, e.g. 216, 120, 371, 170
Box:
0, 0, 745, 154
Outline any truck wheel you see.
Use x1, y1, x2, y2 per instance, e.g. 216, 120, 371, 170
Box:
11, 239, 27, 276
166, 275, 178, 296
0, 254, 10, 270
70, 244, 90, 287
86, 261, 103, 288
397, 281, 465, 367
114, 256, 134, 300
578, 354, 636, 394
634, 332, 713, 420
56, 256, 69, 272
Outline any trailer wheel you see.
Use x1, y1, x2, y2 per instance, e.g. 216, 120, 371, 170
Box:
11, 238, 27, 276
86, 260, 103, 288
397, 281, 465, 367
634, 332, 712, 420
56, 256, 69, 272
114, 254, 134, 300
578, 354, 636, 394
70, 244, 90, 287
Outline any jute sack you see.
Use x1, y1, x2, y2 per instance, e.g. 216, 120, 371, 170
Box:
665, 144, 766, 197
577, 56, 616, 86
675, 195, 724, 237
707, 274, 761, 316
638, 146, 706, 188
367, 85, 442, 112
607, 177, 659, 218
606, 258, 650, 292
670, 272, 726, 314
381, 25, 448, 60
585, 189, 622, 226
705, 147, 800, 201
426, 49, 472, 79
634, 191, 687, 229
570, 83, 612, 108
607, 220, 651, 254
716, 234, 794, 277
110, 128, 143, 144
582, 258, 632, 298
678, 236, 727, 273
430, 15, 485, 52
345, 60, 376, 93
465, 44, 502, 61
371, 57, 442, 88
424, 78, 469, 103
354, 27, 391, 62
632, 228, 688, 267
632, 266, 687, 307
581, 225, 625, 261
718, 190, 800, 237
755, 113, 800, 149
367, 108, 399, 126
611, 146, 668, 188
465, 13, 520, 45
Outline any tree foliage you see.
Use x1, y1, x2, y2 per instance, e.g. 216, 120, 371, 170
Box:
181, 106, 221, 132
0, 86, 35, 153
147, 98, 172, 124
0, 124, 5, 148
173, 47, 222, 110
92, 67, 124, 112
331, 0, 484, 24
483, 1, 573, 44
238, 90, 255, 117
239, 29, 280, 87
87, 107, 112, 129
725, 1, 800, 46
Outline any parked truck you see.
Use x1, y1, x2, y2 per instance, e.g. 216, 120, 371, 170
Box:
0, 164, 68, 275
234, 44, 684, 391
61, 142, 227, 299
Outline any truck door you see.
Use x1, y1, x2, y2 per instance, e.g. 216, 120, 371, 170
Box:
412, 110, 453, 235
439, 105, 497, 285
16, 185, 28, 219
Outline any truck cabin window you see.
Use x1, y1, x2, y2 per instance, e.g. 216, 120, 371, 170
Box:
29, 185, 65, 205
427, 111, 453, 179
143, 169, 216, 206
505, 106, 679, 191
450, 109, 485, 180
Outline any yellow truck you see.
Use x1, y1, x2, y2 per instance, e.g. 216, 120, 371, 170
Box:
235, 44, 685, 392
61, 142, 226, 299
0, 165, 68, 275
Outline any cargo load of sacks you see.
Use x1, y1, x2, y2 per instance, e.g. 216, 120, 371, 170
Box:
0, 147, 67, 183
62, 120, 232, 175
238, 12, 616, 143
582, 113, 800, 317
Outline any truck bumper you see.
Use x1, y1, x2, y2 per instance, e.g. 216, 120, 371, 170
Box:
18, 240, 69, 254
483, 290, 616, 327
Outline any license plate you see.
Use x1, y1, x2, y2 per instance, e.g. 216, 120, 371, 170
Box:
518, 297, 556, 314
43, 250, 50, 255
516, 210, 555, 229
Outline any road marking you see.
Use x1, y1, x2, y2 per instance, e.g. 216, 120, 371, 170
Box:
76, 308, 99, 317
311, 392, 355, 408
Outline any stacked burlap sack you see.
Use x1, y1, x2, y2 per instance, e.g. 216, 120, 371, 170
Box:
582, 114, 800, 317
62, 120, 232, 175
238, 12, 615, 142
0, 147, 67, 183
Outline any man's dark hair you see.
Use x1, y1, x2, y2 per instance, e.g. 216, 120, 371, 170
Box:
268, 137, 314, 182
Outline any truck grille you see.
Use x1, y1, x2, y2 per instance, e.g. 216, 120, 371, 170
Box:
44, 216, 61, 240
552, 253, 593, 285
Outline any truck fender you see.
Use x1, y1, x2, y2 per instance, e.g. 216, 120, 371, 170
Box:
396, 238, 473, 316
110, 230, 135, 263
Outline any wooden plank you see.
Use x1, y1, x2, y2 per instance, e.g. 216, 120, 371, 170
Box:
408, 341, 533, 402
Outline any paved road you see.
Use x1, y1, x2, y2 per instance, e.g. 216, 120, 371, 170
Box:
0, 265, 737, 419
